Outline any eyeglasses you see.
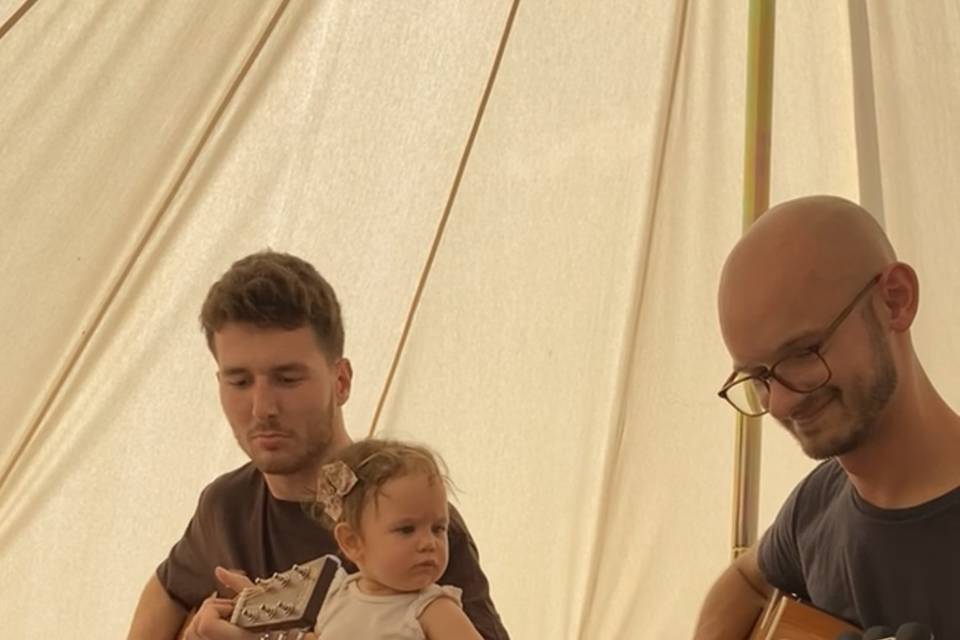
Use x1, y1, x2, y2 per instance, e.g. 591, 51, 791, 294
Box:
717, 273, 882, 417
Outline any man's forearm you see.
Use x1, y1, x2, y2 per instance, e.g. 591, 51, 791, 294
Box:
693, 564, 768, 640
127, 573, 188, 640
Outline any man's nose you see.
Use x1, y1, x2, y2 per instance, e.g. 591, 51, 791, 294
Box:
251, 379, 279, 420
765, 378, 808, 422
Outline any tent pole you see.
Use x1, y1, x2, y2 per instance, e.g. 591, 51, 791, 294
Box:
731, 0, 775, 561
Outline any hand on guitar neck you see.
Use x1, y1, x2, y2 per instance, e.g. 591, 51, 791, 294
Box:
178, 557, 338, 640
177, 567, 256, 640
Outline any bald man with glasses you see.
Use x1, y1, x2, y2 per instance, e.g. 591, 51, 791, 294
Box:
694, 196, 960, 639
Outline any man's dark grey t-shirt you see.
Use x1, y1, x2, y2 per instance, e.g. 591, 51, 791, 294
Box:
157, 462, 509, 640
759, 459, 960, 638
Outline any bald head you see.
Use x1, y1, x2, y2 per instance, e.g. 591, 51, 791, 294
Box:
718, 196, 897, 364
725, 196, 894, 283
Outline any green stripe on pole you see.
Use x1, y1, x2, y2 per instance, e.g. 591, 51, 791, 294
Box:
732, 0, 775, 560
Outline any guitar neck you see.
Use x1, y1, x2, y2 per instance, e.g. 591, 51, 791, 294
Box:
175, 555, 340, 639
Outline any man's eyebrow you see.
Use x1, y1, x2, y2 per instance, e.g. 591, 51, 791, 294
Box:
773, 329, 823, 355
271, 363, 308, 373
731, 330, 823, 373
219, 363, 309, 375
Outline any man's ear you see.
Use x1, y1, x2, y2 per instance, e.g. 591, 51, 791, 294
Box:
334, 358, 353, 405
878, 262, 919, 332
334, 521, 363, 564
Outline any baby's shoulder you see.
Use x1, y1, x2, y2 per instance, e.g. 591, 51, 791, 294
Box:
413, 582, 463, 619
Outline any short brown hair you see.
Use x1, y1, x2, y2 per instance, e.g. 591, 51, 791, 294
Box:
200, 250, 344, 357
310, 439, 450, 532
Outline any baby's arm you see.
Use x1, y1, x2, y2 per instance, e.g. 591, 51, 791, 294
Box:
419, 597, 483, 640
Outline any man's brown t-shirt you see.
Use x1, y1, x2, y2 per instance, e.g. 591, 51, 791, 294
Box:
157, 463, 508, 639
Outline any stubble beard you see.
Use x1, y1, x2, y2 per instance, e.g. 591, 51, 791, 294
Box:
796, 311, 898, 460
244, 399, 337, 475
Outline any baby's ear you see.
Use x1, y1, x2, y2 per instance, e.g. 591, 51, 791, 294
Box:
333, 521, 364, 563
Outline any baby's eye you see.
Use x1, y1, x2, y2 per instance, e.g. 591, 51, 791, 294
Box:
432, 524, 448, 534
395, 526, 415, 535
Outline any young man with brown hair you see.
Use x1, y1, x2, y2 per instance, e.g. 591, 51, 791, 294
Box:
126, 250, 508, 640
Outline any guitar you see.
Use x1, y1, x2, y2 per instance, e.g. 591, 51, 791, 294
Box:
750, 590, 861, 640
177, 555, 341, 640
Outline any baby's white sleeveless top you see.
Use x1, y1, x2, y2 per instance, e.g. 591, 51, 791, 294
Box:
314, 569, 463, 639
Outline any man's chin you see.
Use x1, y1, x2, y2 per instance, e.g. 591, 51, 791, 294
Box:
796, 428, 860, 460
799, 440, 836, 461
250, 452, 309, 475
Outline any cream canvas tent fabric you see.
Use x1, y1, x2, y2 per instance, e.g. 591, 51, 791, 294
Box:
2, 1, 959, 638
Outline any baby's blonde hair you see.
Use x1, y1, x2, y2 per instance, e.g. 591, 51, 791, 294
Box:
310, 438, 450, 532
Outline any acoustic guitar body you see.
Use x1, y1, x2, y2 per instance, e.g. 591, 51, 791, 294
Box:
750, 590, 860, 640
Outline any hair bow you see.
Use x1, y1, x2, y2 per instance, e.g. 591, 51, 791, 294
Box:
316, 460, 358, 522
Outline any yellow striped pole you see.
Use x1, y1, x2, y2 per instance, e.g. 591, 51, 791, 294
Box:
732, 0, 775, 561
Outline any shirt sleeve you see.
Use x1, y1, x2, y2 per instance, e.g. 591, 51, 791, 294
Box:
757, 479, 810, 600
156, 485, 220, 610
440, 505, 510, 640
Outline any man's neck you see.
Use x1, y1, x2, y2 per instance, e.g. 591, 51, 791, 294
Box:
839, 377, 960, 509
263, 432, 354, 501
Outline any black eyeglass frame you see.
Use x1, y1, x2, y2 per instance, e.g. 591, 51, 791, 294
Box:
717, 273, 883, 417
